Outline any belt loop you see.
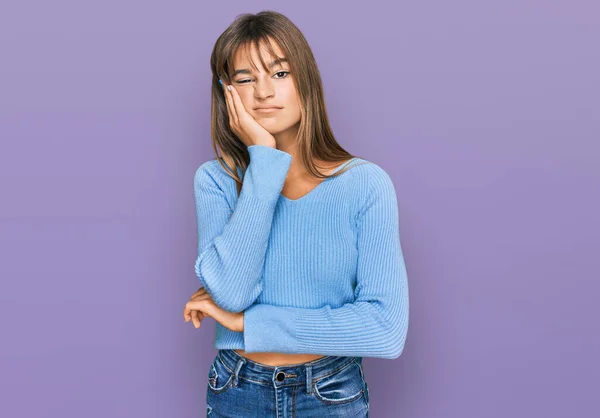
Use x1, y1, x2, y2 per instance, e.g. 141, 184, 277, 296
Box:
232, 357, 246, 388
306, 365, 312, 394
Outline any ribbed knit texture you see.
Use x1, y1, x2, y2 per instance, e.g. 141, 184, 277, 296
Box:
193, 145, 409, 359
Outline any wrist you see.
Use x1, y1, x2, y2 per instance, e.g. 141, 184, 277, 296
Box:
238, 312, 245, 332
252, 136, 276, 148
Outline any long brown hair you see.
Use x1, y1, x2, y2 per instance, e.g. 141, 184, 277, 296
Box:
208, 10, 369, 195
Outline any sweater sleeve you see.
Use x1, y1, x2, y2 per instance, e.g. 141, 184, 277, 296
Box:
193, 144, 292, 313
242, 166, 409, 359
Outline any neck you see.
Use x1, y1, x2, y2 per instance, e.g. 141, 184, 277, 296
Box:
272, 122, 306, 179
271, 122, 339, 180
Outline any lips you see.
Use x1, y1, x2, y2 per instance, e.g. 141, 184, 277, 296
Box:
255, 107, 281, 113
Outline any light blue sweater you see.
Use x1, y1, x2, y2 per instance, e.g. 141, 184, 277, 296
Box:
193, 145, 409, 359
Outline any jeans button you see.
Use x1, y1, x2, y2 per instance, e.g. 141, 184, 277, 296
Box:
276, 372, 285, 382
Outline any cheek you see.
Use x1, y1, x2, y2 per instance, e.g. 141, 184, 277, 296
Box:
281, 88, 300, 110
239, 92, 254, 109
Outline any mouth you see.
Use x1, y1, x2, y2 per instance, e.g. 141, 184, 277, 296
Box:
255, 108, 282, 114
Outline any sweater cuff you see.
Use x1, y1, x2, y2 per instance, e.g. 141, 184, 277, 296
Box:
243, 304, 298, 353
243, 145, 292, 201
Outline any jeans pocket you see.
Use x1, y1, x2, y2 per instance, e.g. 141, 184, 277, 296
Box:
313, 360, 365, 405
355, 360, 370, 409
207, 353, 234, 394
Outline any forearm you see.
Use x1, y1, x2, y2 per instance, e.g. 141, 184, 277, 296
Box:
194, 145, 292, 312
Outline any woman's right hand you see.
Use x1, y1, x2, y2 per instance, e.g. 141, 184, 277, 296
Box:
222, 80, 276, 148
184, 286, 210, 328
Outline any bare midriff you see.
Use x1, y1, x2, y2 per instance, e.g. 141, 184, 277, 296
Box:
234, 349, 325, 366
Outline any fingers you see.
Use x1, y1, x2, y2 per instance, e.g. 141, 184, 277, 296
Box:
191, 309, 201, 327
187, 288, 208, 326
228, 83, 248, 119
184, 307, 204, 326
190, 287, 207, 299
190, 293, 212, 304
184, 286, 217, 328
186, 299, 215, 315
185, 299, 215, 329
220, 79, 273, 148
184, 305, 190, 321
192, 310, 201, 328
223, 82, 238, 127
184, 301, 199, 321
184, 293, 212, 317
184, 289, 205, 321
184, 303, 203, 328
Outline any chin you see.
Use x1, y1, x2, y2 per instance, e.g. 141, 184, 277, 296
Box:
258, 121, 284, 132
257, 117, 300, 135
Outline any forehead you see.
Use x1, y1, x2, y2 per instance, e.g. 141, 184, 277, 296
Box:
232, 38, 286, 70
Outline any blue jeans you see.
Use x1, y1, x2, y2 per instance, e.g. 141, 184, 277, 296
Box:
206, 349, 370, 417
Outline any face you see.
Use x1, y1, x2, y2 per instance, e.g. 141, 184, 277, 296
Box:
230, 38, 301, 136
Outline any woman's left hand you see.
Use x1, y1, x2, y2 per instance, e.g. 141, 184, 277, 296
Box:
184, 288, 244, 333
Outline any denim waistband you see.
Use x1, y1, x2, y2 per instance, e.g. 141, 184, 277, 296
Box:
217, 349, 362, 393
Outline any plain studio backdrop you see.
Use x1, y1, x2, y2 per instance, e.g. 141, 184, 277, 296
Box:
0, 2, 598, 417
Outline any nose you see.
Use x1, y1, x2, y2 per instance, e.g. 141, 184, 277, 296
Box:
253, 77, 275, 100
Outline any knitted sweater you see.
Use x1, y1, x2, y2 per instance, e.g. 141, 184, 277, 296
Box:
193, 145, 409, 359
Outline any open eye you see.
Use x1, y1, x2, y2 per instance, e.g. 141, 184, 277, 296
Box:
274, 71, 290, 79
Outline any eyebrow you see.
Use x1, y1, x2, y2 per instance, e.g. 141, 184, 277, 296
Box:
232, 58, 289, 76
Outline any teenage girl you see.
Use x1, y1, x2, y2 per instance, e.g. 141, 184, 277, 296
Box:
183, 10, 409, 417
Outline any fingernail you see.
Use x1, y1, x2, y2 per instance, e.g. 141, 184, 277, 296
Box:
219, 78, 223, 86
227, 85, 231, 91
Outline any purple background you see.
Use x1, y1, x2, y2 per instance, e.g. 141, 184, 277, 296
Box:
1, 2, 598, 417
